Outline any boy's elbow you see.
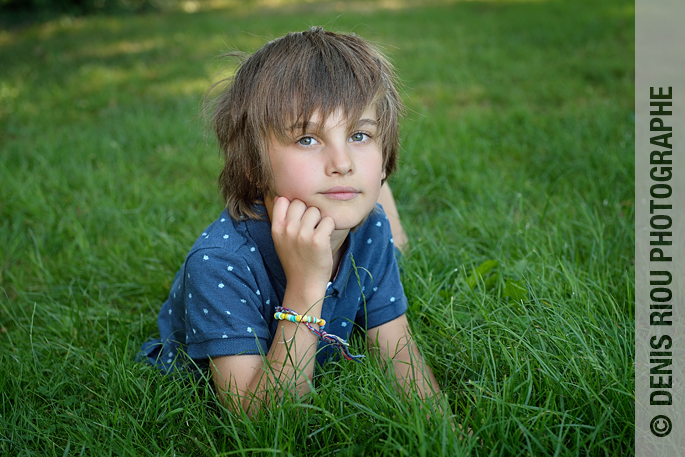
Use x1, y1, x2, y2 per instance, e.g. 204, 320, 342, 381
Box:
210, 354, 265, 415
213, 376, 266, 417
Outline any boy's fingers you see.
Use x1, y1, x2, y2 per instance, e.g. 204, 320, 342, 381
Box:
284, 199, 307, 223
300, 206, 322, 230
271, 196, 291, 224
314, 216, 336, 237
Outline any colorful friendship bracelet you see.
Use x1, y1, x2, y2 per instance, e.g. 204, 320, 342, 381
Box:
273, 311, 326, 326
274, 307, 364, 363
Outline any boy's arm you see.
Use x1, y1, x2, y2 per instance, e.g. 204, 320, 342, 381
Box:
210, 288, 323, 415
367, 314, 441, 399
211, 197, 333, 414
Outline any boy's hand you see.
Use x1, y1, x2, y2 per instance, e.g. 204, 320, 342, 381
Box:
270, 196, 335, 309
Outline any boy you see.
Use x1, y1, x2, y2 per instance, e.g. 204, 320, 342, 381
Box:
142, 27, 440, 413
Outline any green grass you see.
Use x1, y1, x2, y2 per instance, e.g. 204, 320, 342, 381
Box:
1, 0, 634, 455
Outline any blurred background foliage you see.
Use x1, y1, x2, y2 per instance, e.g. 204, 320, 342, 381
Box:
2, 0, 176, 25
0, 0, 485, 26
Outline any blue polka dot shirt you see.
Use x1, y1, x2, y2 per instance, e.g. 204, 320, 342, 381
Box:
141, 203, 407, 372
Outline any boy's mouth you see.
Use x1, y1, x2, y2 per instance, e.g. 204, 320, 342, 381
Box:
320, 186, 360, 201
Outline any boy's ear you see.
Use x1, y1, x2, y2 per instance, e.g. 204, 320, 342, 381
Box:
381, 171, 387, 181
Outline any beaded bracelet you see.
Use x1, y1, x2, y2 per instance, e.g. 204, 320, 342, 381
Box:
274, 307, 364, 363
274, 311, 326, 327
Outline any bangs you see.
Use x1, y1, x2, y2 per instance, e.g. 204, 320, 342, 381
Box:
248, 30, 391, 143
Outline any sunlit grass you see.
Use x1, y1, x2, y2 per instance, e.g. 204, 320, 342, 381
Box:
1, 0, 634, 455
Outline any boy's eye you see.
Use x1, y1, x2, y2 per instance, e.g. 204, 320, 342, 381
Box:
297, 136, 318, 146
350, 132, 369, 142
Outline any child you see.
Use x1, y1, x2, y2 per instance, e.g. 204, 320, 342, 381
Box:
141, 27, 441, 413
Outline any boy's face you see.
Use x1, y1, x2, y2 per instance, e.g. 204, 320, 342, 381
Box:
266, 106, 385, 231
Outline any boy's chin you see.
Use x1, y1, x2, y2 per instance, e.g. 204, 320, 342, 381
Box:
325, 211, 370, 232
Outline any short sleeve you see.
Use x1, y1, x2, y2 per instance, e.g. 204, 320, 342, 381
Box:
355, 209, 408, 330
184, 247, 271, 360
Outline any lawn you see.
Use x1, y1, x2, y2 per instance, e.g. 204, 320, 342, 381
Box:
0, 0, 635, 455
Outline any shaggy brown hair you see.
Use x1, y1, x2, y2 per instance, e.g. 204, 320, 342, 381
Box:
208, 27, 404, 220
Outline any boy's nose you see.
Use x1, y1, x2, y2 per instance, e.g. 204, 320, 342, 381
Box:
325, 142, 354, 176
